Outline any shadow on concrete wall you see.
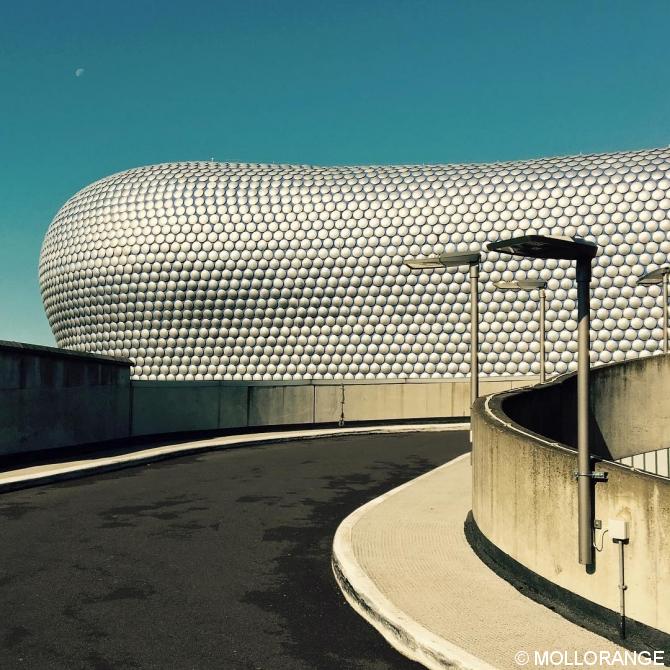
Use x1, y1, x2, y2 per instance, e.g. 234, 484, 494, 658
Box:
471, 353, 670, 637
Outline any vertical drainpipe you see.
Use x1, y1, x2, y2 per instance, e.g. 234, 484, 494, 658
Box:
539, 288, 546, 385
128, 370, 134, 438
664, 273, 669, 355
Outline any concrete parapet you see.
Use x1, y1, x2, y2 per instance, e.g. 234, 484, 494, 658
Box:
248, 384, 315, 426
0, 340, 131, 456
500, 355, 670, 461
590, 355, 670, 459
1, 337, 539, 455
130, 376, 537, 437
471, 355, 670, 635
131, 381, 222, 434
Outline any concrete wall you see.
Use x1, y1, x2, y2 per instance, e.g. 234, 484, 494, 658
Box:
130, 376, 535, 437
590, 354, 670, 459
472, 356, 670, 634
1, 337, 536, 454
0, 341, 131, 457
500, 354, 670, 461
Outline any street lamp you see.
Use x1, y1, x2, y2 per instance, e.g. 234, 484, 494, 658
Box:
487, 235, 599, 567
404, 251, 481, 408
493, 279, 548, 384
635, 265, 670, 354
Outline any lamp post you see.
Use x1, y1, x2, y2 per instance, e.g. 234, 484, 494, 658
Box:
493, 280, 548, 384
404, 251, 481, 408
635, 265, 670, 355
487, 235, 599, 567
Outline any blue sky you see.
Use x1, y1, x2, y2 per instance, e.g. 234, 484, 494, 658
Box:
2, 0, 670, 345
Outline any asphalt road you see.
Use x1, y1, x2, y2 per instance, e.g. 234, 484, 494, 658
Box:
0, 429, 469, 670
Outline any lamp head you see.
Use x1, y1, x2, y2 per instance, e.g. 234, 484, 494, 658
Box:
494, 280, 547, 291
636, 265, 670, 286
487, 234, 597, 261
404, 250, 480, 271
404, 256, 445, 271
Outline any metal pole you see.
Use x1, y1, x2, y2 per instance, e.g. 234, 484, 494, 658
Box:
470, 263, 479, 407
617, 539, 627, 638
539, 288, 546, 384
576, 259, 593, 566
664, 274, 669, 355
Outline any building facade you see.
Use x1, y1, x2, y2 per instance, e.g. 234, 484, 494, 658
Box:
39, 149, 670, 380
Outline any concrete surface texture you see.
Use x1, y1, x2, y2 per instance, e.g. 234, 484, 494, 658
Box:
334, 454, 645, 670
590, 354, 670, 458
0, 430, 468, 670
501, 354, 670, 461
0, 336, 534, 457
0, 340, 131, 456
131, 376, 534, 436
472, 388, 670, 634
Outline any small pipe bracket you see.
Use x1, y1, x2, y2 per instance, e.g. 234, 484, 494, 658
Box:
574, 470, 609, 482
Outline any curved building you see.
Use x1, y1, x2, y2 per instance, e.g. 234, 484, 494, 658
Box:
39, 149, 670, 380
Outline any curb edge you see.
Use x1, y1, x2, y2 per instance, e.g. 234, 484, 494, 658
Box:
331, 452, 498, 670
0, 423, 468, 494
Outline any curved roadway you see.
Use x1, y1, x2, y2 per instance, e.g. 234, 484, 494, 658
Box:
0, 429, 469, 669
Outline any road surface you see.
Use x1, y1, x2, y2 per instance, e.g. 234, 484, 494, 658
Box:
0, 429, 469, 669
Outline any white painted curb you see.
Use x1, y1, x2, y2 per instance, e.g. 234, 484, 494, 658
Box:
332, 452, 498, 670
0, 422, 468, 493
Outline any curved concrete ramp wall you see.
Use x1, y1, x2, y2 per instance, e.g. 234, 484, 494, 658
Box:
590, 355, 670, 459
499, 354, 670, 461
0, 339, 534, 456
129, 376, 533, 436
472, 355, 670, 635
